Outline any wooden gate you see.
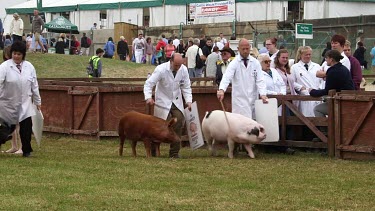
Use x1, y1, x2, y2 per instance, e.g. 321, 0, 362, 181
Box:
334, 91, 375, 160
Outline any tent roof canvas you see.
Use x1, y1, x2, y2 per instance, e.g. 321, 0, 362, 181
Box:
44, 16, 79, 34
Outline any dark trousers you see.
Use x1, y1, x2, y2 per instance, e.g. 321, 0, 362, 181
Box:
12, 34, 22, 42
19, 117, 33, 154
119, 54, 126, 61
167, 104, 184, 157
151, 103, 184, 157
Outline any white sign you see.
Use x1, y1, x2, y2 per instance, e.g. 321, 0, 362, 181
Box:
254, 98, 279, 142
190, 0, 235, 19
184, 102, 204, 150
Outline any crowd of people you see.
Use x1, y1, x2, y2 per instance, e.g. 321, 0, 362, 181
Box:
1, 12, 375, 157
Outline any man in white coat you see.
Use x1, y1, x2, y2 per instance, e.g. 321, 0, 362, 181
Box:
144, 53, 192, 158
291, 46, 323, 117
217, 38, 268, 119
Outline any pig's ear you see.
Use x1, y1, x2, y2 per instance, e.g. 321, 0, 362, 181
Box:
168, 118, 177, 127
247, 127, 259, 136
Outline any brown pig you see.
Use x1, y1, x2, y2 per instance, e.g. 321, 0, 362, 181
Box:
118, 111, 181, 157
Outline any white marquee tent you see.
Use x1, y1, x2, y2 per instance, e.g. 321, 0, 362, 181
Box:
3, 0, 375, 34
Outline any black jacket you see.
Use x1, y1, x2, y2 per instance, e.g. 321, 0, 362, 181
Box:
310, 63, 355, 97
117, 40, 129, 55
353, 46, 366, 65
81, 36, 90, 48
55, 41, 65, 54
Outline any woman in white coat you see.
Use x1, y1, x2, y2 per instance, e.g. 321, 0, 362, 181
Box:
144, 53, 192, 158
217, 38, 267, 119
291, 46, 323, 117
0, 41, 42, 157
258, 53, 286, 95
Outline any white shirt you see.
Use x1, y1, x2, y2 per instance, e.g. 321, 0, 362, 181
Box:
185, 45, 203, 69
10, 18, 24, 36
213, 42, 224, 50
220, 37, 227, 45
0, 60, 41, 124
132, 38, 145, 52
144, 62, 192, 120
262, 68, 286, 95
219, 55, 267, 119
173, 39, 180, 48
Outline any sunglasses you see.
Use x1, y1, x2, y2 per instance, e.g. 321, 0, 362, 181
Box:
263, 60, 271, 64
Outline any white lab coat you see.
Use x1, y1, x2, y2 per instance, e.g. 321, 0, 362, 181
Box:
144, 62, 192, 120
291, 61, 323, 117
0, 59, 41, 124
269, 50, 279, 68
219, 55, 267, 119
262, 68, 286, 95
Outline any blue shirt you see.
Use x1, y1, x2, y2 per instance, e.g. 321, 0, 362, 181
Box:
104, 41, 115, 57
371, 47, 375, 66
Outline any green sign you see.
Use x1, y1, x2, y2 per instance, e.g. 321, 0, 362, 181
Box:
296, 23, 313, 39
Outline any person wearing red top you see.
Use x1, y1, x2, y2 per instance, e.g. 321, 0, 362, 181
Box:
155, 37, 166, 64
165, 39, 176, 62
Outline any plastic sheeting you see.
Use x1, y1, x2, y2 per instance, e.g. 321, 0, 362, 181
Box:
304, 1, 375, 19
150, 6, 165, 27
236, 1, 288, 22
150, 5, 186, 27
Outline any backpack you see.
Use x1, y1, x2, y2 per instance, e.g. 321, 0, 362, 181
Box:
86, 56, 99, 76
87, 37, 92, 46
195, 48, 204, 69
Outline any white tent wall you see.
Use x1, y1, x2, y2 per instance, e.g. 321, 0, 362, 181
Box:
150, 6, 165, 27
236, 1, 288, 22
66, 10, 100, 31
107, 8, 143, 27
304, 1, 375, 20
165, 5, 186, 26
0, 0, 28, 20
304, 1, 327, 20
327, 2, 375, 19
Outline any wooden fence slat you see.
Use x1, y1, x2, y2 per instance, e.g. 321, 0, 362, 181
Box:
76, 94, 95, 130
343, 101, 374, 145
284, 101, 328, 143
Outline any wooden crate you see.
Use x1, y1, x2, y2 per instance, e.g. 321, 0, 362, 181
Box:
334, 91, 375, 160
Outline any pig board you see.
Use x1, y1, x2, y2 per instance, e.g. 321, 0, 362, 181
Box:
184, 102, 205, 150
254, 98, 279, 142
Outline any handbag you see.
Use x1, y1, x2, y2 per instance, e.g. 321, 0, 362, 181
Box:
195, 48, 204, 69
131, 54, 136, 62
155, 50, 163, 58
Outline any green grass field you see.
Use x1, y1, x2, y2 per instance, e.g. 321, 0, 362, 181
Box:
1, 135, 375, 210
1, 51, 155, 78
1, 51, 375, 210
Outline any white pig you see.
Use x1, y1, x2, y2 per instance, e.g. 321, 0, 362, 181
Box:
201, 110, 266, 159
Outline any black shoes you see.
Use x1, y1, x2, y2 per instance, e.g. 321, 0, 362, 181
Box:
169, 154, 180, 159
22, 152, 31, 157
